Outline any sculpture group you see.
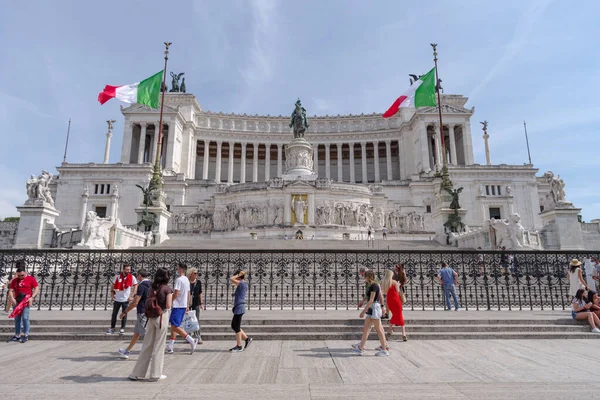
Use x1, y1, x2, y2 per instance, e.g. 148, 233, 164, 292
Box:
543, 171, 567, 206
26, 170, 55, 207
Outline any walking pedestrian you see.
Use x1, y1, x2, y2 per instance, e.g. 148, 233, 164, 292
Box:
166, 263, 198, 355
107, 264, 138, 335
128, 267, 173, 381
229, 269, 252, 352
188, 267, 203, 344
117, 269, 152, 359
352, 271, 389, 356
7, 260, 39, 343
382, 269, 407, 341
382, 226, 387, 240
438, 262, 460, 311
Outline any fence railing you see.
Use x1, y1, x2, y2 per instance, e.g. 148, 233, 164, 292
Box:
0, 249, 597, 312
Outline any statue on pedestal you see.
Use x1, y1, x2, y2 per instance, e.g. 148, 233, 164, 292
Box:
169, 72, 185, 92
78, 211, 114, 249
25, 170, 55, 207
289, 99, 309, 138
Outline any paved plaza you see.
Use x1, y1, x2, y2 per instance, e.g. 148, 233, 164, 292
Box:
1, 334, 599, 399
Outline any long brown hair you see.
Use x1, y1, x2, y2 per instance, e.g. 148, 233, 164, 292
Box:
396, 263, 408, 286
364, 271, 376, 284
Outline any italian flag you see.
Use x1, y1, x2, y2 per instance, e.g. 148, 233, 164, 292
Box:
97, 71, 163, 109
382, 67, 437, 118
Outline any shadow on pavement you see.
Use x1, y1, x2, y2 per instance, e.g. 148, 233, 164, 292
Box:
60, 374, 128, 383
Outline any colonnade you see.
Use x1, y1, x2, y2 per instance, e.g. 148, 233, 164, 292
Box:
195, 140, 405, 184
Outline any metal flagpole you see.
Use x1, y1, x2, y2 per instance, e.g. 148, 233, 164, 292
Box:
523, 120, 532, 165
62, 118, 71, 163
431, 43, 452, 189
149, 42, 172, 194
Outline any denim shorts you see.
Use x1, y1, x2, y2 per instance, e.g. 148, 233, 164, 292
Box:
133, 313, 147, 336
365, 302, 382, 320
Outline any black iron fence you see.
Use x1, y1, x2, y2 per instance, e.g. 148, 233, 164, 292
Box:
0, 249, 597, 312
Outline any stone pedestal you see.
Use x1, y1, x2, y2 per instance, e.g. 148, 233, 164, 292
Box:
14, 202, 60, 249
540, 205, 584, 250
282, 138, 316, 180
135, 205, 171, 245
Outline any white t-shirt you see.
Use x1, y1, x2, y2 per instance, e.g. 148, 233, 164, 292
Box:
173, 275, 190, 308
584, 259, 597, 289
113, 275, 138, 302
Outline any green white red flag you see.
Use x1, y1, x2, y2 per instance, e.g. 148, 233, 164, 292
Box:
383, 67, 437, 118
98, 71, 163, 108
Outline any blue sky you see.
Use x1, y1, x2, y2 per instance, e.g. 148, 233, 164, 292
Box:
1, 0, 599, 220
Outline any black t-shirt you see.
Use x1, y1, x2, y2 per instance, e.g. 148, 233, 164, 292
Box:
366, 283, 380, 304
136, 280, 152, 314
190, 280, 203, 309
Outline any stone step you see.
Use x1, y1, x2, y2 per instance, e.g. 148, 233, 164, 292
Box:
0, 324, 590, 334
0, 318, 583, 326
2, 331, 599, 341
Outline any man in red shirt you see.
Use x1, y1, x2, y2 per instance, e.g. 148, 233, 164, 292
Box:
7, 260, 39, 343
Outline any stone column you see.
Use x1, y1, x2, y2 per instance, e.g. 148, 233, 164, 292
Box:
215, 141, 222, 182
373, 141, 380, 182
80, 190, 89, 228
361, 142, 367, 183
483, 131, 491, 166
419, 120, 430, 171
120, 120, 133, 163
336, 143, 343, 182
202, 140, 210, 180
240, 142, 247, 183
385, 140, 392, 180
433, 126, 442, 170
463, 123, 475, 165
349, 143, 355, 183
313, 144, 319, 175
277, 143, 283, 177
449, 124, 458, 165
264, 143, 271, 181
252, 143, 259, 182
151, 123, 159, 163
325, 143, 331, 179
397, 139, 404, 180
228, 141, 235, 183
137, 123, 147, 163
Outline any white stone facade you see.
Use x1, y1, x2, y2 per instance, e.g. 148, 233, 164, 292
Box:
10, 92, 594, 250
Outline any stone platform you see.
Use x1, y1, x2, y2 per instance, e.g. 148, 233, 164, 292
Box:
1, 338, 599, 398
154, 237, 448, 250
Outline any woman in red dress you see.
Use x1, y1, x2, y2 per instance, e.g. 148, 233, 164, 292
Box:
382, 269, 407, 341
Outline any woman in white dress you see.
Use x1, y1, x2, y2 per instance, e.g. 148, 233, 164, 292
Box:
569, 259, 589, 299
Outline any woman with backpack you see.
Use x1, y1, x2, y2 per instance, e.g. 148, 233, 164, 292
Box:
129, 267, 173, 382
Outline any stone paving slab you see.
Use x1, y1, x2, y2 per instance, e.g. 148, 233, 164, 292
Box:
0, 339, 598, 398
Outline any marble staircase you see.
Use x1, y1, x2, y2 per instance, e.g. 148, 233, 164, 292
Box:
1, 311, 595, 341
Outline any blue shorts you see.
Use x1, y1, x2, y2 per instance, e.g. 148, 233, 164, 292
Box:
169, 308, 186, 327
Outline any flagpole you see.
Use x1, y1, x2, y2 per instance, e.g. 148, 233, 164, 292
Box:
149, 42, 172, 195
62, 118, 71, 164
523, 120, 532, 165
431, 43, 452, 189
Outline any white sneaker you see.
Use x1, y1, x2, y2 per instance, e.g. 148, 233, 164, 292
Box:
166, 346, 174, 354
352, 346, 364, 356
591, 328, 600, 334
148, 375, 167, 382
119, 329, 125, 334
190, 338, 198, 355
375, 350, 390, 357
351, 342, 361, 350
